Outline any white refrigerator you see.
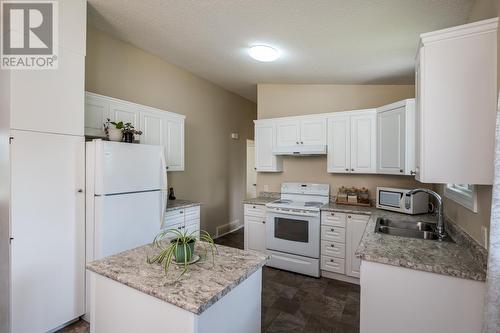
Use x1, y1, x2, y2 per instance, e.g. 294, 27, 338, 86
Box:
85, 140, 167, 317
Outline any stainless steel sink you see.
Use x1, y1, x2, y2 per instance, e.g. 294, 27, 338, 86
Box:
375, 217, 453, 242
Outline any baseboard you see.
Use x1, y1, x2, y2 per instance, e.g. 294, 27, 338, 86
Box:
321, 270, 360, 285
215, 220, 243, 239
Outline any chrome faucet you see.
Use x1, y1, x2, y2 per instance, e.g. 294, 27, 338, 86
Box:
407, 188, 445, 241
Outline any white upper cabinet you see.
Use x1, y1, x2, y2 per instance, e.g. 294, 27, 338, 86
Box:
377, 99, 415, 175
300, 117, 327, 145
164, 119, 185, 171
415, 18, 498, 184
327, 109, 376, 174
84, 92, 186, 171
276, 116, 327, 147
327, 114, 351, 173
276, 119, 301, 146
350, 111, 376, 173
254, 120, 283, 172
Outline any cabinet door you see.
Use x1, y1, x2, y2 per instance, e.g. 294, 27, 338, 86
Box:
327, 115, 351, 173
346, 214, 369, 278
350, 111, 376, 173
11, 130, 85, 332
85, 94, 110, 137
255, 123, 282, 172
245, 216, 266, 252
276, 119, 300, 146
377, 108, 405, 174
300, 117, 327, 145
140, 112, 164, 146
10, 48, 84, 136
164, 118, 185, 171
110, 102, 139, 129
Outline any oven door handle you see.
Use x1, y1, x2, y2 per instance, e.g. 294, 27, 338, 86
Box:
267, 208, 318, 218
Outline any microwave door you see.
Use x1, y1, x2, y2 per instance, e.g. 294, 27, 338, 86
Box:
379, 191, 403, 208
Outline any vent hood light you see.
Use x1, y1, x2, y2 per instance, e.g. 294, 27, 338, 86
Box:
248, 45, 280, 62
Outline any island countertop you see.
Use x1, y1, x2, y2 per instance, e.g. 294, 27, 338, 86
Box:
320, 203, 487, 282
166, 199, 201, 211
86, 243, 268, 315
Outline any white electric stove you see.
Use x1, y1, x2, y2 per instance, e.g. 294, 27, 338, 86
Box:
265, 183, 330, 277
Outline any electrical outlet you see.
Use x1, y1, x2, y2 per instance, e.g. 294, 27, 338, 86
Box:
481, 226, 488, 249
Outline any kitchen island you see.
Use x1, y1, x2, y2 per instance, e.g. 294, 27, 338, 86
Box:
86, 242, 268, 333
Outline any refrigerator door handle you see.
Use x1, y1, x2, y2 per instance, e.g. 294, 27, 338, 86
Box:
160, 151, 168, 227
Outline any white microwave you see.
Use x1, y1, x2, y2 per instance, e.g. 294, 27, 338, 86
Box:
376, 187, 429, 215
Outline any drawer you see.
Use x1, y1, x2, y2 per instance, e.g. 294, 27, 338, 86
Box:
165, 208, 185, 220
321, 211, 346, 227
184, 206, 200, 221
164, 214, 184, 228
321, 256, 345, 274
321, 240, 345, 259
244, 204, 266, 218
321, 225, 346, 243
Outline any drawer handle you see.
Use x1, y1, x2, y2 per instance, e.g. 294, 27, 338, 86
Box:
253, 206, 256, 209
330, 213, 335, 216
262, 221, 266, 224
330, 228, 334, 232
330, 244, 335, 248
347, 215, 351, 218
180, 211, 183, 214
330, 259, 335, 263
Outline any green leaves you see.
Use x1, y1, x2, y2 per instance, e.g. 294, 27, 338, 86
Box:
147, 228, 218, 280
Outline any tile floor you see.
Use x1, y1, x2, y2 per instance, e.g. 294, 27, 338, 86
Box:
59, 228, 360, 333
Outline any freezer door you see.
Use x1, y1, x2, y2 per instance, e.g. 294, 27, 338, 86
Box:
93, 191, 162, 259
94, 140, 164, 195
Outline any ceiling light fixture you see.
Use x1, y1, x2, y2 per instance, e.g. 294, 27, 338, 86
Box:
248, 45, 280, 62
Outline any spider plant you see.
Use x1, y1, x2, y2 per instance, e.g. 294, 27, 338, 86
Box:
147, 229, 217, 280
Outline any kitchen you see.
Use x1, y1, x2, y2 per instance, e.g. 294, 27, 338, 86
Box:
1, 1, 499, 333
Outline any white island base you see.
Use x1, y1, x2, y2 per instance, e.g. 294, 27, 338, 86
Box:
89, 269, 262, 333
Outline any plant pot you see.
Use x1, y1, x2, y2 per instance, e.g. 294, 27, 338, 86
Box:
108, 128, 123, 142
172, 239, 196, 263
123, 132, 134, 143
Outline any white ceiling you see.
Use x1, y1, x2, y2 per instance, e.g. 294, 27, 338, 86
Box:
87, 0, 475, 102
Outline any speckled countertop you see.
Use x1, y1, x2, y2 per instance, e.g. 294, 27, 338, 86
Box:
86, 243, 268, 314
243, 192, 280, 205
166, 199, 201, 211
320, 203, 487, 281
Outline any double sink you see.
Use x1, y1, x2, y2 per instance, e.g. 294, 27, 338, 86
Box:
375, 217, 453, 242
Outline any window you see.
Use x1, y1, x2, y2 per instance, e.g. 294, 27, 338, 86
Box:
444, 184, 477, 212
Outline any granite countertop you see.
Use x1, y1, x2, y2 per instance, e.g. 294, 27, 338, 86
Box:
166, 199, 201, 211
320, 203, 487, 282
86, 243, 268, 315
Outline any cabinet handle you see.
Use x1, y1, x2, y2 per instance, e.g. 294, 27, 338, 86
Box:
166, 166, 169, 170
262, 221, 266, 224
300, 141, 303, 144
330, 244, 335, 247
253, 206, 256, 209
77, 189, 83, 193
351, 168, 354, 171
410, 170, 416, 175
400, 169, 404, 173
348, 215, 351, 218
296, 141, 299, 144
330, 213, 335, 216
330, 228, 334, 232
330, 259, 335, 263
180, 211, 183, 214
345, 168, 349, 171
177, 226, 182, 229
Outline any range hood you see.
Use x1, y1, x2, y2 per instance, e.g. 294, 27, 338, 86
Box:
272, 145, 327, 156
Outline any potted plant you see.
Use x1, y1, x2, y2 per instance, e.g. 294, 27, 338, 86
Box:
104, 118, 124, 142
122, 122, 143, 143
147, 229, 217, 279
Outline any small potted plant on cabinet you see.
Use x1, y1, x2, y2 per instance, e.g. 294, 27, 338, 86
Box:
147, 229, 217, 279
122, 122, 143, 143
104, 118, 124, 142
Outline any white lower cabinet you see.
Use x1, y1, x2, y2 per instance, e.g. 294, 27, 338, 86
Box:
164, 205, 201, 238
320, 211, 369, 281
244, 204, 267, 252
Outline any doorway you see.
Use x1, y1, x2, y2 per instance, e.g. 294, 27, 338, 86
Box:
246, 140, 257, 198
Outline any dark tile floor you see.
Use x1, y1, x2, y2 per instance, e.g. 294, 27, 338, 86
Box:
59, 228, 360, 333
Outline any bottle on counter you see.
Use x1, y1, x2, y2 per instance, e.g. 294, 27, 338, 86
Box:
168, 187, 176, 200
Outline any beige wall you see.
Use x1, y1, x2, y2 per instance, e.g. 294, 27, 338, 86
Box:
436, 0, 500, 246
85, 27, 257, 236
256, 84, 431, 197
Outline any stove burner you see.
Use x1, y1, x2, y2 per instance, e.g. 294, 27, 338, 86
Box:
304, 201, 323, 207
273, 199, 292, 204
